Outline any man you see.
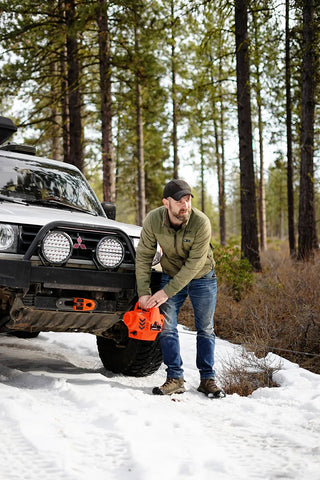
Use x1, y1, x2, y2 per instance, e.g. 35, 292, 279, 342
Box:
135, 179, 222, 397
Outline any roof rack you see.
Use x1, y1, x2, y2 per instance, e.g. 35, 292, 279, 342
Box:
0, 143, 36, 155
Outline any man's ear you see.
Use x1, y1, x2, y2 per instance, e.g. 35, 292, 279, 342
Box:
162, 198, 169, 209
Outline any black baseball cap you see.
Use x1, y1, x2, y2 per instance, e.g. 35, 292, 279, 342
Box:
163, 179, 193, 201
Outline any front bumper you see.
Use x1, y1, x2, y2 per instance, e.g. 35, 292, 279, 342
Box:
0, 258, 161, 336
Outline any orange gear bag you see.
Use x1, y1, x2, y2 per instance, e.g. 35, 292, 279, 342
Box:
123, 302, 164, 341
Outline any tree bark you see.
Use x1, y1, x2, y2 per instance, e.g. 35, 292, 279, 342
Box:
65, 0, 83, 171
61, 53, 70, 164
135, 23, 146, 225
214, 112, 226, 246
136, 79, 145, 225
58, 0, 70, 163
298, 0, 316, 260
286, 0, 296, 257
235, 0, 261, 271
251, 8, 267, 252
171, 0, 179, 179
218, 54, 226, 246
200, 128, 205, 212
50, 61, 60, 160
257, 97, 267, 252
97, 0, 116, 203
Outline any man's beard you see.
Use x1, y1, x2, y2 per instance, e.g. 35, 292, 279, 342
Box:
172, 208, 191, 222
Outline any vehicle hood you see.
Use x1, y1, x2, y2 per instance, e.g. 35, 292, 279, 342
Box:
0, 202, 142, 238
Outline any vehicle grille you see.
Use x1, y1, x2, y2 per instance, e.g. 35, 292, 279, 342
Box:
20, 225, 39, 252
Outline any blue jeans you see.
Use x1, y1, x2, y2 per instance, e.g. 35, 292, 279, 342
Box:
159, 270, 217, 380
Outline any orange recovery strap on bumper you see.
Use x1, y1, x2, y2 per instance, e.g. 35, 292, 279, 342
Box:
123, 302, 164, 341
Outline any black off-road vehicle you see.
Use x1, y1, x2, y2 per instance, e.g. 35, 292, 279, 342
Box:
0, 116, 162, 376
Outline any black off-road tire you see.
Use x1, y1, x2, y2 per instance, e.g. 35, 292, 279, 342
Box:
96, 335, 162, 377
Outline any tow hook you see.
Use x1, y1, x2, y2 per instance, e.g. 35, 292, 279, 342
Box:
56, 297, 97, 311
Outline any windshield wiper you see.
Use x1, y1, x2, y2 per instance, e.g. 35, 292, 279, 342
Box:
28, 197, 98, 216
0, 193, 28, 205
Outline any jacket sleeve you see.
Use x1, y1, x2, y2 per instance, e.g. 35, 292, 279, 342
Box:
163, 216, 212, 298
135, 213, 157, 297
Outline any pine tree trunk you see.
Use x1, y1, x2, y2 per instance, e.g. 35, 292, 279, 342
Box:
97, 0, 116, 203
252, 10, 267, 252
135, 24, 145, 225
214, 114, 226, 246
211, 51, 226, 246
51, 61, 60, 160
58, 0, 69, 163
65, 0, 83, 171
136, 79, 145, 225
286, 0, 296, 257
257, 97, 267, 251
235, 0, 261, 271
298, 0, 316, 260
200, 128, 205, 212
171, 0, 179, 179
218, 55, 226, 246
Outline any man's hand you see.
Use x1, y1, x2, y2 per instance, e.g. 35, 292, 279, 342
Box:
138, 295, 152, 310
143, 289, 168, 309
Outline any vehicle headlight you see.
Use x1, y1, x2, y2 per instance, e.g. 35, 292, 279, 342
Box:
0, 224, 18, 252
41, 231, 72, 265
96, 236, 125, 269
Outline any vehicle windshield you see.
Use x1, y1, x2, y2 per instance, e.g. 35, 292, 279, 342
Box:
0, 155, 104, 217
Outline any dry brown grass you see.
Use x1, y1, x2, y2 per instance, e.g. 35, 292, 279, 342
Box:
216, 350, 281, 396
179, 243, 320, 383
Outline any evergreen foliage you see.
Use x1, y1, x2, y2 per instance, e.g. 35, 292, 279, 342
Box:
212, 244, 254, 301
0, 0, 319, 260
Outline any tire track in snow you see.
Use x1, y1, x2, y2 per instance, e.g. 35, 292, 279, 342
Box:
0, 338, 138, 480
0, 414, 76, 480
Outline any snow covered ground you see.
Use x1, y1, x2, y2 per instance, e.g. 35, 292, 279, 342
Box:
0, 326, 319, 480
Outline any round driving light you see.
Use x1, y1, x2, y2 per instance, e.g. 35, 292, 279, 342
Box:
0, 224, 15, 250
41, 231, 72, 265
96, 236, 124, 268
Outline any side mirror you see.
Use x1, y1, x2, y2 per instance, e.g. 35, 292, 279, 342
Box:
101, 201, 116, 220
0, 116, 17, 145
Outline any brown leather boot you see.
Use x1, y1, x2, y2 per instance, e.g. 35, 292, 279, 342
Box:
152, 377, 186, 395
197, 378, 225, 398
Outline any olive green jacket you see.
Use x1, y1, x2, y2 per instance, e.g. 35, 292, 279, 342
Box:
135, 206, 215, 298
